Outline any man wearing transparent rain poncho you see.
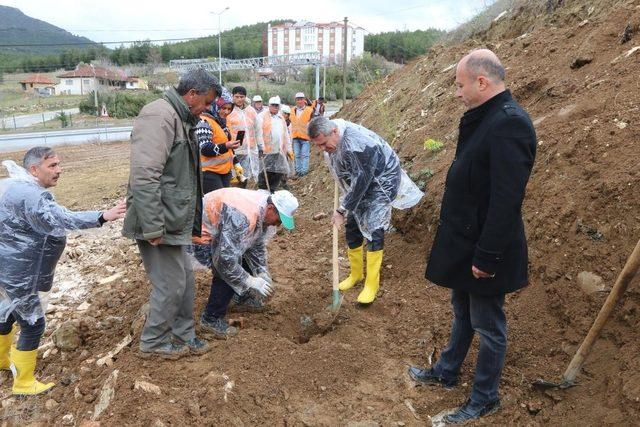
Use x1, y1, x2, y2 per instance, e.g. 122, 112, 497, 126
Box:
308, 117, 423, 305
0, 148, 125, 396
193, 188, 298, 338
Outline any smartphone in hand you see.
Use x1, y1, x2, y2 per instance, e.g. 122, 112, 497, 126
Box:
236, 130, 246, 145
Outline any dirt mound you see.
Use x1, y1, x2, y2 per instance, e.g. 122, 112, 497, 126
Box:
2, 0, 640, 424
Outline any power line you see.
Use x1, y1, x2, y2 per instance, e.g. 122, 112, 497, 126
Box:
0, 37, 207, 48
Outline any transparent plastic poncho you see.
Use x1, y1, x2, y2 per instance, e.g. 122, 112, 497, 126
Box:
0, 161, 102, 325
326, 119, 424, 240
259, 112, 292, 175
192, 188, 275, 295
227, 105, 263, 182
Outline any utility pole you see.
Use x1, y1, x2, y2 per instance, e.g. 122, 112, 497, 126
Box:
323, 65, 326, 98
211, 7, 230, 84
342, 17, 348, 107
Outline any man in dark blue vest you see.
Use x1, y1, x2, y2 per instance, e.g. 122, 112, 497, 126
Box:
409, 49, 537, 424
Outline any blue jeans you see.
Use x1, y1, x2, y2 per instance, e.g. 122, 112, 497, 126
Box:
0, 312, 46, 351
293, 138, 310, 175
205, 258, 251, 319
432, 290, 506, 404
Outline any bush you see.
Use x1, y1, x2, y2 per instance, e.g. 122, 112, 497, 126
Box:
79, 90, 162, 118
56, 111, 69, 128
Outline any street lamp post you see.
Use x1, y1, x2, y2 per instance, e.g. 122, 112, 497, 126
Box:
211, 7, 229, 84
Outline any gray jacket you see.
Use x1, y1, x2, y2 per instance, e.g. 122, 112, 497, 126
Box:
122, 87, 203, 245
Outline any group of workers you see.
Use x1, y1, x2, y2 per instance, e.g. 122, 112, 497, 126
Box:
0, 48, 536, 425
194, 84, 326, 198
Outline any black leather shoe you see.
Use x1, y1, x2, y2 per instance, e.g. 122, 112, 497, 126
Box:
408, 366, 457, 389
444, 399, 500, 424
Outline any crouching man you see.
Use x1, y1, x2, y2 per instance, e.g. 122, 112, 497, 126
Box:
0, 148, 125, 395
194, 188, 298, 338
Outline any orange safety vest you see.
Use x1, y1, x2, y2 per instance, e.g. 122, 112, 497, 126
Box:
290, 106, 313, 140
199, 114, 234, 175
226, 105, 260, 152
193, 188, 265, 245
259, 111, 289, 155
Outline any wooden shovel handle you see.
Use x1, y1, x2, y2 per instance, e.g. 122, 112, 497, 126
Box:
563, 237, 640, 383
332, 182, 339, 292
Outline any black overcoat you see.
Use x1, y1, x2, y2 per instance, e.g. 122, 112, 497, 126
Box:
425, 90, 537, 295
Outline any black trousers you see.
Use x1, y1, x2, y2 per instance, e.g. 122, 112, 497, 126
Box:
203, 171, 232, 194
345, 213, 385, 251
258, 171, 285, 193
0, 312, 45, 351
205, 258, 251, 319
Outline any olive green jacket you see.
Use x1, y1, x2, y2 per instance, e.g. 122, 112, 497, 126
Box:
122, 87, 203, 245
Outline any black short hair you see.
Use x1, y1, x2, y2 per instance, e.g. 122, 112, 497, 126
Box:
232, 86, 247, 96
318, 97, 325, 101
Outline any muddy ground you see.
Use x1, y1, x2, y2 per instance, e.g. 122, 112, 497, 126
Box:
1, 0, 640, 425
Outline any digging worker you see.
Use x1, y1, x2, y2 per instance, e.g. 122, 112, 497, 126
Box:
408, 49, 537, 424
227, 86, 264, 184
193, 188, 298, 338
123, 68, 218, 359
290, 92, 314, 177
0, 149, 125, 395
257, 96, 294, 192
308, 117, 423, 305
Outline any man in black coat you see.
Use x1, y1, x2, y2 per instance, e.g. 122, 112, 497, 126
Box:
408, 49, 537, 424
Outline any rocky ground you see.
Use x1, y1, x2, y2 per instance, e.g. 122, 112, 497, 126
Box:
1, 0, 640, 425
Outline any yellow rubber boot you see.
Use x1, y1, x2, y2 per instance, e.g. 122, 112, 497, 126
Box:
0, 325, 16, 370
10, 346, 54, 395
357, 249, 384, 304
338, 245, 364, 291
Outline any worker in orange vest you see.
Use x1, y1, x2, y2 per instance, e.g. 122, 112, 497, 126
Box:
195, 91, 242, 193
289, 92, 314, 177
193, 188, 298, 338
257, 96, 293, 192
226, 86, 264, 184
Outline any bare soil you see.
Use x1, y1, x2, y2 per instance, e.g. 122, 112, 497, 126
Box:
1, 0, 640, 425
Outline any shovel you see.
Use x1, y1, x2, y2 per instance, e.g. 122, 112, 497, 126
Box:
533, 237, 640, 389
298, 182, 344, 342
260, 156, 271, 193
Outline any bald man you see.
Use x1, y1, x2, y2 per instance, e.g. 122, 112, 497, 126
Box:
409, 49, 537, 423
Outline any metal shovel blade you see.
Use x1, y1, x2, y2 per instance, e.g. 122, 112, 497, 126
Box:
532, 378, 577, 390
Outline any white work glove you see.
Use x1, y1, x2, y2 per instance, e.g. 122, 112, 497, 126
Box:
257, 272, 272, 284
246, 275, 274, 298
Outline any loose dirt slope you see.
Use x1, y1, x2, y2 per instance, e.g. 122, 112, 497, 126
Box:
1, 0, 640, 425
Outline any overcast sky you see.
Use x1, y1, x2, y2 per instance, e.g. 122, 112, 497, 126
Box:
1, 0, 495, 45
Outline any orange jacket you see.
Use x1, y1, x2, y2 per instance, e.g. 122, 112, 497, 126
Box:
198, 115, 234, 175
290, 106, 313, 140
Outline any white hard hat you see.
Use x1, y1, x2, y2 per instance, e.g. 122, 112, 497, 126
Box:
271, 190, 299, 230
280, 105, 291, 114
294, 92, 305, 99
252, 95, 263, 102
268, 96, 281, 105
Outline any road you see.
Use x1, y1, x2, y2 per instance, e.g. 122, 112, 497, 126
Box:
1, 108, 81, 130
0, 126, 133, 153
0, 103, 342, 153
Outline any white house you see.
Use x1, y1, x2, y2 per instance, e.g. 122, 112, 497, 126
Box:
125, 76, 149, 90
56, 64, 127, 95
267, 21, 365, 64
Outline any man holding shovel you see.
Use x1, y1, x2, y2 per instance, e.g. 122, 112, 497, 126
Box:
308, 117, 423, 305
408, 49, 536, 424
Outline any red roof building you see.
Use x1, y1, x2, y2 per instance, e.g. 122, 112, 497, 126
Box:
56, 64, 127, 95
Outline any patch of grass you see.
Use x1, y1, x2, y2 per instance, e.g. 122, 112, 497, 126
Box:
424, 138, 444, 152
